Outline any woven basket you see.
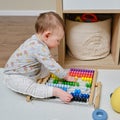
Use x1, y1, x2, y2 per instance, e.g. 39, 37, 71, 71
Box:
66, 18, 112, 60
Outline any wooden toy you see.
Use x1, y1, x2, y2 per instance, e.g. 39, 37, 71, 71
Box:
26, 68, 101, 109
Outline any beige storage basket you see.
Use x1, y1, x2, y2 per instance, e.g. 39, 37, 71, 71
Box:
66, 18, 112, 60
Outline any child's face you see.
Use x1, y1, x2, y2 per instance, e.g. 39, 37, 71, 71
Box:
43, 27, 64, 49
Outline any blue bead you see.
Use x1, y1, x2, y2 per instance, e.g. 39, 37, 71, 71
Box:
74, 97, 78, 101
50, 83, 53, 86
59, 84, 62, 87
71, 92, 75, 97
83, 94, 87, 98
86, 94, 89, 98
79, 94, 83, 98
63, 87, 67, 91
61, 84, 64, 88
74, 89, 80, 94
77, 89, 81, 94
78, 97, 81, 102
75, 93, 79, 97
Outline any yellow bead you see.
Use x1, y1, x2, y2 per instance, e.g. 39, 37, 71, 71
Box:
86, 77, 89, 81
89, 81, 92, 84
84, 77, 87, 81
51, 74, 56, 78
89, 78, 92, 81
81, 77, 84, 80
74, 76, 78, 80
51, 74, 54, 78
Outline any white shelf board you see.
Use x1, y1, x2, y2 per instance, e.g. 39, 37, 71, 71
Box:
63, 0, 120, 11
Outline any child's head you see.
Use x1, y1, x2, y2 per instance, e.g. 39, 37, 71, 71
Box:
35, 11, 65, 48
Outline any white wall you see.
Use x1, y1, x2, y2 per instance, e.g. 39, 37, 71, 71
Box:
0, 0, 56, 10
0, 0, 56, 16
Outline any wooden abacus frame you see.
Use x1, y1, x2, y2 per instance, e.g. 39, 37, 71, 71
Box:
26, 69, 101, 109
88, 69, 102, 109
88, 69, 97, 105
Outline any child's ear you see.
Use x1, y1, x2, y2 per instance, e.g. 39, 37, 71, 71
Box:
44, 31, 51, 40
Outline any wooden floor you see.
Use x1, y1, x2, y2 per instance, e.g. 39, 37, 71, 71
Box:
0, 16, 59, 67
0, 16, 36, 67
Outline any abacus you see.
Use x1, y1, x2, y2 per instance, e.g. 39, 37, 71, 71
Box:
26, 68, 101, 109
45, 68, 101, 108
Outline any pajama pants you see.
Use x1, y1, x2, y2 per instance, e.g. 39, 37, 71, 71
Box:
4, 65, 53, 98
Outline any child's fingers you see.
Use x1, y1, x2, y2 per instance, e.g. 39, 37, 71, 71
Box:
65, 96, 73, 103
69, 94, 73, 99
69, 76, 76, 82
67, 93, 73, 100
66, 92, 73, 98
63, 98, 71, 103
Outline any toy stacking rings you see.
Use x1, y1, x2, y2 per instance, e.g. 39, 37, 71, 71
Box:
81, 13, 98, 22
92, 109, 108, 120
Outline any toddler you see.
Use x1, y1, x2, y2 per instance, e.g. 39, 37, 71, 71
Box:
4, 11, 75, 103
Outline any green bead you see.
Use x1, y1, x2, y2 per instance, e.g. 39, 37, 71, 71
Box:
53, 80, 56, 84
55, 77, 59, 81
89, 83, 92, 88
68, 82, 71, 85
72, 82, 75, 86
86, 83, 89, 87
75, 82, 80, 86
86, 83, 92, 88
65, 81, 68, 85
62, 81, 65, 84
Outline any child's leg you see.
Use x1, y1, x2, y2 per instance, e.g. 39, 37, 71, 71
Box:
4, 74, 53, 98
27, 74, 51, 102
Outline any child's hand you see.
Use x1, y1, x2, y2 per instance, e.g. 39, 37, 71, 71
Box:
64, 74, 75, 82
53, 87, 73, 103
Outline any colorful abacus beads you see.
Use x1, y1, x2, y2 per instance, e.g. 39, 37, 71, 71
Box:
71, 89, 89, 102
51, 74, 60, 81
62, 80, 80, 87
51, 74, 56, 79
69, 68, 94, 82
46, 83, 68, 92
53, 79, 59, 84
51, 74, 80, 87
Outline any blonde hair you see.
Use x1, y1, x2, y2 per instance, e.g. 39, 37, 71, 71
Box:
35, 11, 65, 34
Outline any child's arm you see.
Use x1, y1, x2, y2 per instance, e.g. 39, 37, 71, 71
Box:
53, 87, 73, 103
34, 44, 75, 82
34, 45, 68, 79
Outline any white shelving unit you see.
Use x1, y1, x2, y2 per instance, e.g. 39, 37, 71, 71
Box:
56, 0, 120, 69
